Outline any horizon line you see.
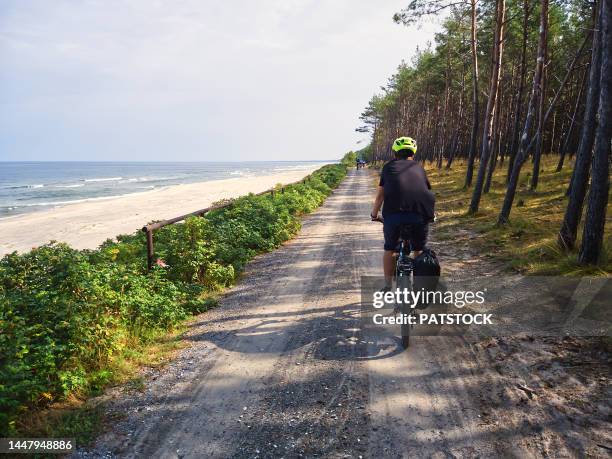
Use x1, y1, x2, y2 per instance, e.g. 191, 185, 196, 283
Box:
0, 159, 339, 163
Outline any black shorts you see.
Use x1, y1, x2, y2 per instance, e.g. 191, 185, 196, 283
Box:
383, 212, 429, 251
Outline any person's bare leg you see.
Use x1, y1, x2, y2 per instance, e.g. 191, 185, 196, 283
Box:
383, 250, 395, 287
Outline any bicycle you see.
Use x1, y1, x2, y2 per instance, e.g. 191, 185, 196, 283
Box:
395, 224, 418, 348
372, 216, 419, 348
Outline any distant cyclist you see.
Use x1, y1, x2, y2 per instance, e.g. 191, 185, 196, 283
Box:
370, 137, 435, 289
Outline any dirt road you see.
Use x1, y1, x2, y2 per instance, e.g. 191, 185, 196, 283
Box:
79, 170, 610, 458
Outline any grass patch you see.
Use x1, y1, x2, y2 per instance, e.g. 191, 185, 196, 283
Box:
424, 155, 611, 276
20, 401, 105, 447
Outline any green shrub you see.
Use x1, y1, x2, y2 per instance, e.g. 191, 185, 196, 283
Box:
0, 244, 121, 432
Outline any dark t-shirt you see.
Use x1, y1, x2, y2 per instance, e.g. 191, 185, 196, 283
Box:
379, 159, 435, 220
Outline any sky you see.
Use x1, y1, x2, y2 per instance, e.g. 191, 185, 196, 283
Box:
0, 0, 440, 162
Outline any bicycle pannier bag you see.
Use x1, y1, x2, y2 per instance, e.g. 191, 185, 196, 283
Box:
413, 249, 441, 308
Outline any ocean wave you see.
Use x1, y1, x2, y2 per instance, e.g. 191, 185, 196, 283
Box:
272, 164, 318, 171
82, 177, 123, 183
14, 194, 130, 208
54, 184, 85, 188
144, 175, 184, 182
3, 184, 45, 190
121, 175, 183, 183
1, 189, 160, 213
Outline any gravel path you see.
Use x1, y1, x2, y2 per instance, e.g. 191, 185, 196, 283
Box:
76, 169, 611, 458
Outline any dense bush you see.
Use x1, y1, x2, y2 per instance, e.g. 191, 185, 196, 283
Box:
0, 160, 350, 434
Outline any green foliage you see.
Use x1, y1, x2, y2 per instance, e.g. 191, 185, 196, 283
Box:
0, 160, 350, 435
342, 151, 357, 166
357, 143, 373, 162
361, 0, 593, 162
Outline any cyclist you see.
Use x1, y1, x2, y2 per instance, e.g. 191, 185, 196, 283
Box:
370, 136, 435, 289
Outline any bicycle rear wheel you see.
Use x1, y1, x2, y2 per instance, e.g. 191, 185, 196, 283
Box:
397, 273, 411, 348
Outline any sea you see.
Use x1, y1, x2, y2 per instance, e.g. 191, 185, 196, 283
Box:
0, 161, 331, 218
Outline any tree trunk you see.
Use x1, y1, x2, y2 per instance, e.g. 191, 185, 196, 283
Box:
438, 36, 452, 169
498, 0, 548, 224
469, 0, 506, 213
447, 63, 467, 169
558, 1, 602, 249
484, 82, 505, 193
556, 65, 588, 171
507, 0, 530, 182
531, 6, 549, 191
550, 110, 557, 152
579, 0, 611, 264
500, 63, 516, 166
464, 0, 480, 188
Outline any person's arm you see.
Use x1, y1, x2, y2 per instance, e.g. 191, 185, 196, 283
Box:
371, 186, 384, 219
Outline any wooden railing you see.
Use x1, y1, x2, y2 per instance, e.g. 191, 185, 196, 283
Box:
141, 176, 311, 270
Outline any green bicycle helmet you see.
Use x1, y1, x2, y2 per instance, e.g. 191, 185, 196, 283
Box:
392, 136, 417, 154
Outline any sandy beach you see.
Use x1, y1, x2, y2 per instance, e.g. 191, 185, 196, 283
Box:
0, 166, 322, 257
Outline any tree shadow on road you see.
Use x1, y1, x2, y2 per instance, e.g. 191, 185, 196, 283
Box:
186, 300, 410, 361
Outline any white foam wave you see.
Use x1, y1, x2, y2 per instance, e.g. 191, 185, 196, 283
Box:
3, 183, 46, 190
272, 164, 318, 172
83, 177, 123, 182
146, 175, 184, 181
121, 175, 183, 183
18, 194, 129, 207
54, 184, 85, 188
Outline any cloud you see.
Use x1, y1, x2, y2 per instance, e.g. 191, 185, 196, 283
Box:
243, 38, 292, 50
0, 0, 440, 161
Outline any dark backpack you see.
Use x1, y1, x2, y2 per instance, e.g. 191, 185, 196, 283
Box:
413, 249, 441, 308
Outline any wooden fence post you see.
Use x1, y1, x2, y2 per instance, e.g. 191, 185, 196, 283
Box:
146, 229, 154, 271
